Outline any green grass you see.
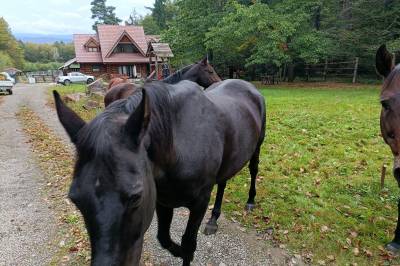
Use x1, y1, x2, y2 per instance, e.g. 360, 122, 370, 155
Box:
47, 83, 400, 264
48, 84, 103, 121
222, 85, 399, 265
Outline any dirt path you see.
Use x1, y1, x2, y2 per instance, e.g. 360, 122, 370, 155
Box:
0, 85, 56, 265
8, 84, 302, 265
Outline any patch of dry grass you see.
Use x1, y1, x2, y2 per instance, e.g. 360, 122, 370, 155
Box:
16, 106, 90, 265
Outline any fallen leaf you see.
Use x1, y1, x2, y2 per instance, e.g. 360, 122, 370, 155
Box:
320, 225, 329, 233
353, 247, 359, 256
349, 231, 358, 238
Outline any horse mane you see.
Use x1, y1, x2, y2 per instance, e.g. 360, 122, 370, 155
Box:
77, 82, 175, 165
162, 64, 194, 84
381, 64, 400, 97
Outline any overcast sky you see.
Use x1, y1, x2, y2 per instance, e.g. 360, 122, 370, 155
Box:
2, 0, 154, 35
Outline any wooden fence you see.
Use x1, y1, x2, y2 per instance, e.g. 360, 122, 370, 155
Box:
304, 58, 359, 83
25, 70, 62, 83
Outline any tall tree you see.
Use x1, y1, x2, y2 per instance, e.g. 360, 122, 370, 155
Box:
125, 9, 143, 26
0, 17, 24, 69
163, 0, 227, 65
91, 0, 122, 31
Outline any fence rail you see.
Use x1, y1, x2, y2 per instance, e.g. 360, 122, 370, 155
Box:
304, 58, 359, 83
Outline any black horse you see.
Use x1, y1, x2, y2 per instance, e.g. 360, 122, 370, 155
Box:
104, 57, 221, 107
376, 44, 400, 252
161, 57, 221, 87
53, 78, 266, 265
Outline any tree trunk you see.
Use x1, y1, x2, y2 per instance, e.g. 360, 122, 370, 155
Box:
287, 63, 295, 82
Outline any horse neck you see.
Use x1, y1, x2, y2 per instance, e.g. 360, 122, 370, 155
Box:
162, 65, 194, 84
141, 85, 176, 167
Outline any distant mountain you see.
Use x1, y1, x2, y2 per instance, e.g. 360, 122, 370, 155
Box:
14, 33, 73, 44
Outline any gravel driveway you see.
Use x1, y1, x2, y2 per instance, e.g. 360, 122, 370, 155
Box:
0, 84, 56, 266
1, 84, 303, 266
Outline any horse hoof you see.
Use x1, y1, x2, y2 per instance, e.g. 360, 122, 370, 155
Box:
386, 242, 400, 253
203, 223, 218, 235
245, 203, 255, 212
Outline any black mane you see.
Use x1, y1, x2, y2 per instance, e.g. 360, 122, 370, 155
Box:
162, 64, 194, 84
77, 83, 175, 164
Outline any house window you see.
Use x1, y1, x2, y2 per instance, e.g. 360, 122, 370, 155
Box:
92, 65, 101, 72
88, 47, 99, 52
118, 65, 137, 78
114, 44, 138, 53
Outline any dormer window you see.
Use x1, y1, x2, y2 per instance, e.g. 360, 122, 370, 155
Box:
84, 37, 100, 53
88, 47, 99, 52
114, 44, 138, 53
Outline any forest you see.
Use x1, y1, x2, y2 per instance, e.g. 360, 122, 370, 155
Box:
1, 0, 400, 79
146, 0, 400, 80
0, 17, 74, 72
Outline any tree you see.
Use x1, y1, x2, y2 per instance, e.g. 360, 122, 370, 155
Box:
162, 0, 227, 65
0, 17, 24, 69
91, 0, 122, 31
146, 0, 178, 30
140, 15, 161, 35
125, 9, 143, 26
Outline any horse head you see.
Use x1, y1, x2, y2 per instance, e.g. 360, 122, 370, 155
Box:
376, 44, 400, 185
53, 90, 156, 265
182, 57, 222, 88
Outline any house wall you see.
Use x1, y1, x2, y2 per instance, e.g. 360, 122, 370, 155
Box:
74, 63, 150, 78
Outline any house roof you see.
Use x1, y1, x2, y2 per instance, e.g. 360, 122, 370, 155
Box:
146, 42, 174, 58
59, 58, 77, 69
74, 34, 103, 63
72, 25, 164, 64
145, 35, 161, 43
97, 25, 148, 63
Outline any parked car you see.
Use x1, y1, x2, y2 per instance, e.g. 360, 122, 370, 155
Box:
0, 73, 14, 95
57, 72, 95, 86
0, 72, 15, 84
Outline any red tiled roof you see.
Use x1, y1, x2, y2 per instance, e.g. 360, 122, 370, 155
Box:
73, 25, 151, 64
97, 25, 149, 63
73, 34, 103, 63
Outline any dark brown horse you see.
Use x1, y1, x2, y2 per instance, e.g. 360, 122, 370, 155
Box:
376, 44, 400, 252
103, 58, 221, 107
53, 78, 265, 265
104, 83, 138, 107
108, 77, 129, 91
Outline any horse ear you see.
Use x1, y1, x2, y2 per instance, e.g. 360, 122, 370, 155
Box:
376, 44, 394, 78
125, 89, 150, 146
53, 90, 86, 144
200, 56, 208, 66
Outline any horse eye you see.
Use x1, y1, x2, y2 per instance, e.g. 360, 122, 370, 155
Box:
388, 132, 395, 139
124, 193, 141, 208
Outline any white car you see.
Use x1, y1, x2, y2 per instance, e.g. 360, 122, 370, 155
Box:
0, 72, 15, 84
57, 72, 95, 86
0, 73, 14, 95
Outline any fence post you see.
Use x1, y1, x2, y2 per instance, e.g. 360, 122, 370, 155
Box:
352, 57, 359, 83
323, 59, 328, 81
305, 65, 309, 81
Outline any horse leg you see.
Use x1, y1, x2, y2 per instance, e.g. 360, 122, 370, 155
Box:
156, 203, 182, 257
181, 195, 210, 266
203, 181, 226, 235
386, 199, 400, 252
245, 146, 260, 211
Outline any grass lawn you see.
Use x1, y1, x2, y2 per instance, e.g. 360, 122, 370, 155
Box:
47, 84, 103, 121
48, 83, 399, 264
223, 84, 399, 265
